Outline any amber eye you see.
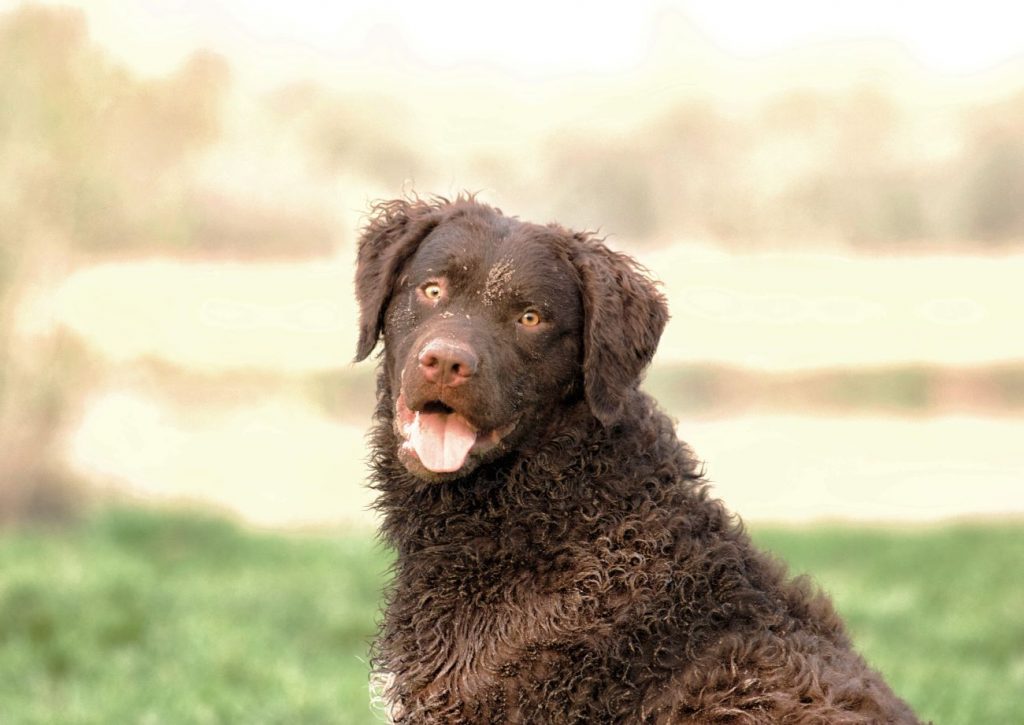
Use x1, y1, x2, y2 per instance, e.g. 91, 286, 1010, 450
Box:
519, 310, 542, 327
422, 283, 443, 300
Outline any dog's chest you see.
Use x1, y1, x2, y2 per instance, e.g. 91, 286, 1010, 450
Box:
388, 554, 597, 720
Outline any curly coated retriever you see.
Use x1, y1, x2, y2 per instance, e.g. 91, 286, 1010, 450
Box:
354, 195, 924, 723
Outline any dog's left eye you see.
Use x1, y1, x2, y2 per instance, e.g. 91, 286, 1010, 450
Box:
422, 283, 443, 300
519, 310, 542, 327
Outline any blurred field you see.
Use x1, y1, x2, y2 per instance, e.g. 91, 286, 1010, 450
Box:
22, 251, 1024, 373
21, 253, 1024, 527
2, 3, 1022, 527
64, 383, 1024, 528
1, 507, 1021, 724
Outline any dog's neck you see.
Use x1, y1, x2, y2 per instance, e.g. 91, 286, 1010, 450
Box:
369, 394, 591, 538
367, 371, 701, 563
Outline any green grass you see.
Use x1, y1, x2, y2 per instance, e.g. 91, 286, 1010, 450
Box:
1, 509, 1022, 724
754, 525, 1024, 724
0, 509, 390, 724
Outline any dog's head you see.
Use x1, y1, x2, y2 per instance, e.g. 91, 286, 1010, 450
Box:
354, 196, 668, 481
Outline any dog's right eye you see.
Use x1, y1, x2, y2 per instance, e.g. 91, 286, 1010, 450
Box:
518, 310, 542, 327
422, 283, 443, 300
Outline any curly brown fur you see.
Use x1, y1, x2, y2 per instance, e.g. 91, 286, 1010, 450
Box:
355, 195, 924, 724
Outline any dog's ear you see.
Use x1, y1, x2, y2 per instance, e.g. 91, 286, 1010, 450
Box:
354, 198, 444, 362
570, 235, 669, 426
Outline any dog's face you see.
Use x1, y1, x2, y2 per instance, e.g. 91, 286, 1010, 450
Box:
381, 211, 584, 478
355, 197, 668, 481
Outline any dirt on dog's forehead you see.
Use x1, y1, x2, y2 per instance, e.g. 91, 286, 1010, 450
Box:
410, 211, 578, 309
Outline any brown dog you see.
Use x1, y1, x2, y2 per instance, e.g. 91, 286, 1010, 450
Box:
355, 195, 923, 723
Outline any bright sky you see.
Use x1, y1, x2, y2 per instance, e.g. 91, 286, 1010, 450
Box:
5, 0, 1024, 85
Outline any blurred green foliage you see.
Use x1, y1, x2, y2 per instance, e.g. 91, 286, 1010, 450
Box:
0, 507, 1021, 723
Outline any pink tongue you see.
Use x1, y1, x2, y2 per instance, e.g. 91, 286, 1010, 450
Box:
410, 411, 477, 472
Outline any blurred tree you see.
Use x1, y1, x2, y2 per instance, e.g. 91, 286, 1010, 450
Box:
966, 140, 1024, 242
0, 7, 230, 255
642, 102, 750, 241
265, 82, 423, 187
539, 90, 949, 249
778, 89, 930, 246
543, 103, 745, 245
962, 92, 1024, 244
0, 6, 229, 521
544, 133, 659, 240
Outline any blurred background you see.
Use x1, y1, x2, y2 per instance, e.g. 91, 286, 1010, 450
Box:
1, 2, 1022, 723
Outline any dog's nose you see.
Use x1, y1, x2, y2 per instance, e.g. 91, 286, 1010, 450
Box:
418, 340, 478, 387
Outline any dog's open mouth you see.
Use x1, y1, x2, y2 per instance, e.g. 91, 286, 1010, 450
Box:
396, 395, 516, 473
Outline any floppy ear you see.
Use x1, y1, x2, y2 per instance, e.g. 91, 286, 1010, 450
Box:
354, 198, 444, 362
570, 235, 669, 426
